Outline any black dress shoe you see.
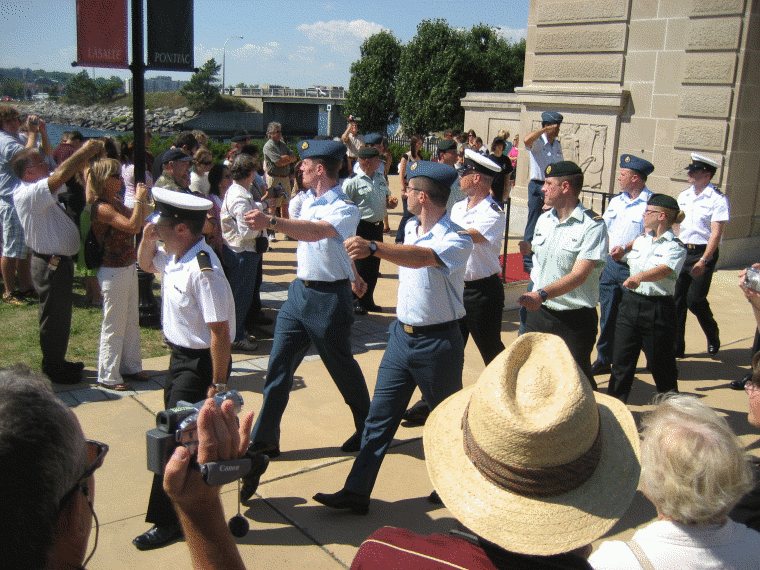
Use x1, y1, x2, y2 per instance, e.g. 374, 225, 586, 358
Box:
402, 400, 430, 426
63, 360, 85, 372
249, 441, 280, 458
240, 452, 270, 502
362, 303, 382, 313
42, 366, 82, 385
427, 490, 443, 505
132, 524, 183, 551
730, 373, 752, 391
590, 360, 612, 376
340, 431, 362, 452
313, 489, 370, 514
707, 339, 720, 357
354, 304, 367, 315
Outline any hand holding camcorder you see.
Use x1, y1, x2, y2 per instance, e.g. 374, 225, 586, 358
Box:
146, 391, 252, 486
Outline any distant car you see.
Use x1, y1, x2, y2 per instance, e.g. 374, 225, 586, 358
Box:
1, 96, 12, 102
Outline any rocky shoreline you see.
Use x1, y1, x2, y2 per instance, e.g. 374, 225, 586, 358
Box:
13, 101, 198, 133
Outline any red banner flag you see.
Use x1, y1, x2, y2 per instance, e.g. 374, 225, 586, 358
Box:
76, 0, 129, 69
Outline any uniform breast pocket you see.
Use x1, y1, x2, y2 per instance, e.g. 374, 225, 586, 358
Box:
558, 240, 582, 269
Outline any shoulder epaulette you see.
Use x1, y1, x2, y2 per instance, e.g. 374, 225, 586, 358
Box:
714, 187, 723, 195
585, 209, 602, 221
490, 202, 503, 213
457, 230, 470, 236
674, 238, 686, 247
197, 250, 213, 271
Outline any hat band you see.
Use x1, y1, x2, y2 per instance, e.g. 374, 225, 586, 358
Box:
461, 402, 603, 498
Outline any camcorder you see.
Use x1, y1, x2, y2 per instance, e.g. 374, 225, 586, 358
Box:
146, 391, 252, 486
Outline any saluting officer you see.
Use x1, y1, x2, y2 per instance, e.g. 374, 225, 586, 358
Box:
518, 161, 608, 387
313, 160, 473, 514
242, 140, 371, 461
591, 154, 654, 376
673, 153, 728, 358
607, 194, 687, 403
134, 189, 268, 550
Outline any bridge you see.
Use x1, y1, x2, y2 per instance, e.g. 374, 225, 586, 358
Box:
230, 86, 349, 138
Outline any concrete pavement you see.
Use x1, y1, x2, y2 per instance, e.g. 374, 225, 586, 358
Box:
50, 201, 758, 569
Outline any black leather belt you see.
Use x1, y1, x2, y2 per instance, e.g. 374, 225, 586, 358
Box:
33, 251, 71, 261
530, 179, 544, 184
464, 273, 500, 288
359, 220, 382, 226
685, 243, 707, 251
302, 278, 349, 288
400, 320, 458, 335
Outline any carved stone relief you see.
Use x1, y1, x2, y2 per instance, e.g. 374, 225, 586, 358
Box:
531, 120, 608, 189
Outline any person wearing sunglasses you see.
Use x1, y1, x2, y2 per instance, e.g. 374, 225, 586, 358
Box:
0, 365, 252, 570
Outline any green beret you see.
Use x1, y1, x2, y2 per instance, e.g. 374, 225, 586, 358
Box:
358, 146, 379, 159
437, 139, 457, 152
648, 193, 679, 211
545, 160, 582, 178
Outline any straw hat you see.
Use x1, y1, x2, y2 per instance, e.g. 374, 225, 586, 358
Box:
424, 333, 640, 556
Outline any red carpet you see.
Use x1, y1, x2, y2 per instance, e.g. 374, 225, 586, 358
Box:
499, 253, 530, 283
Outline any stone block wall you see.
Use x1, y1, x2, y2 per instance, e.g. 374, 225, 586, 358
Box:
463, 0, 760, 265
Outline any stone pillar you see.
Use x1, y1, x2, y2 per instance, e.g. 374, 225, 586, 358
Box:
462, 0, 760, 266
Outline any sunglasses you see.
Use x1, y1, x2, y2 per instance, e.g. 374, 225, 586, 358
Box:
198, 161, 213, 166
58, 440, 108, 567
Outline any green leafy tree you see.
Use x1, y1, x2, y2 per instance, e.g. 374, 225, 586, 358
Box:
463, 25, 525, 94
65, 70, 97, 104
181, 58, 222, 112
396, 20, 469, 134
396, 20, 525, 134
344, 30, 402, 134
1, 78, 25, 99
95, 80, 123, 103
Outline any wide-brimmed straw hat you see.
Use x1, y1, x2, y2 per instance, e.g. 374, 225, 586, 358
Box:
424, 333, 640, 556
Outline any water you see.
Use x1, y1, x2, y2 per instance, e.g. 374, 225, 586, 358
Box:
44, 124, 127, 146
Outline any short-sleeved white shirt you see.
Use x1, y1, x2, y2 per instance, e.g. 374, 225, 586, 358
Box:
14, 178, 81, 256
623, 229, 686, 296
296, 186, 359, 281
602, 187, 652, 251
530, 203, 608, 310
527, 133, 563, 181
397, 214, 472, 325
450, 196, 506, 281
153, 238, 235, 349
677, 183, 730, 245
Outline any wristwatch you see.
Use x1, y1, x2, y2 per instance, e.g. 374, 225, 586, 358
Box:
269, 216, 277, 228
537, 289, 548, 302
368, 241, 378, 257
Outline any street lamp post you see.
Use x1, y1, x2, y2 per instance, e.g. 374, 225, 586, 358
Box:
222, 35, 243, 96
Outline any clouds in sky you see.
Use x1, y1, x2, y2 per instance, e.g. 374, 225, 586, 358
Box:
296, 19, 385, 51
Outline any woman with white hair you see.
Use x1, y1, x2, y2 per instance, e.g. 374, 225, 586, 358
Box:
590, 393, 759, 569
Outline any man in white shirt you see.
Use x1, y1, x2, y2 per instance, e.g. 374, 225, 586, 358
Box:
673, 153, 729, 358
11, 140, 103, 384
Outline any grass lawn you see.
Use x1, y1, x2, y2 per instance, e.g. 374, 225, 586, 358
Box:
0, 270, 168, 370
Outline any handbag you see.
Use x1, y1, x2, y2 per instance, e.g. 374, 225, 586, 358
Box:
83, 213, 112, 270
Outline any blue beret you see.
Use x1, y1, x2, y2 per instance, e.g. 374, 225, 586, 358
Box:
406, 160, 458, 187
541, 111, 563, 124
363, 133, 383, 145
298, 139, 346, 161
620, 154, 654, 176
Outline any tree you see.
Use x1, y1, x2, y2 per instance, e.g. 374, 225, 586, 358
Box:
181, 58, 222, 112
344, 30, 402, 134
396, 20, 526, 134
1, 78, 24, 99
64, 70, 97, 105
95, 80, 123, 103
396, 20, 469, 134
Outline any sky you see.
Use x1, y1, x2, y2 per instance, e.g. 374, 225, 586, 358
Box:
0, 0, 530, 89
